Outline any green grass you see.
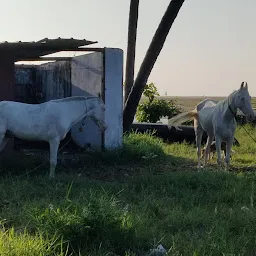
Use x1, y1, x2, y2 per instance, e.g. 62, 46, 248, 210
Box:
0, 126, 256, 255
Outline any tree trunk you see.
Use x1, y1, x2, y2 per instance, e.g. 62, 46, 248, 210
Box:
124, 0, 140, 103
123, 0, 185, 133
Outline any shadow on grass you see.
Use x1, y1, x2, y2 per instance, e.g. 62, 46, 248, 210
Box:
0, 174, 151, 255
0, 131, 197, 181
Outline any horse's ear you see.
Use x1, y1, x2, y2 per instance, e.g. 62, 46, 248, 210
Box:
240, 81, 244, 88
245, 82, 248, 89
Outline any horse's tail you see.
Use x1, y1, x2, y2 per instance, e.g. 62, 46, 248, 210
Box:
168, 110, 198, 126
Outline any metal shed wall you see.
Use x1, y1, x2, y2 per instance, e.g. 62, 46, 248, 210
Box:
15, 62, 71, 103
37, 61, 71, 101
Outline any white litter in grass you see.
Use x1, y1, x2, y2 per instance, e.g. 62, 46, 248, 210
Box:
148, 244, 167, 256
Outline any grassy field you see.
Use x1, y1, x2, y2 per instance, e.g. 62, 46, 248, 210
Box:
0, 123, 256, 255
140, 96, 256, 112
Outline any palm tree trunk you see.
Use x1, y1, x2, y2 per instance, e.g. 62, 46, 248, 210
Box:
124, 0, 140, 104
123, 0, 185, 133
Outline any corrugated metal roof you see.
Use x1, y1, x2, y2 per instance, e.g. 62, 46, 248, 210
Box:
0, 37, 97, 61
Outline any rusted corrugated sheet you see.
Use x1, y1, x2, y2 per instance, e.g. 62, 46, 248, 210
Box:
0, 37, 97, 61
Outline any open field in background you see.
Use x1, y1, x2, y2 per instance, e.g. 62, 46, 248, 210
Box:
140, 96, 256, 112
169, 96, 256, 112
161, 96, 224, 112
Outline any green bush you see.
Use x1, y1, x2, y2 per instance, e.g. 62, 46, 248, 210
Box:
137, 98, 181, 123
142, 82, 160, 102
136, 82, 181, 123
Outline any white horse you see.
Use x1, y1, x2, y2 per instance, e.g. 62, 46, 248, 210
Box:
169, 82, 255, 170
0, 96, 106, 179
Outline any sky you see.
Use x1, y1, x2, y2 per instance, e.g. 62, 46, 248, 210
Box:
1, 0, 256, 97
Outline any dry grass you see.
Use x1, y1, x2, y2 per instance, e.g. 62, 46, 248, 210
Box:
140, 96, 256, 112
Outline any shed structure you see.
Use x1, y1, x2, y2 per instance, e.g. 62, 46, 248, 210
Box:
0, 37, 123, 152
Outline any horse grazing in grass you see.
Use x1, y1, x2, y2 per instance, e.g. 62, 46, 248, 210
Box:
169, 82, 255, 170
0, 96, 106, 179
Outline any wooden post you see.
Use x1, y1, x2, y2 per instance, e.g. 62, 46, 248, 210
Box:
124, 0, 139, 103
0, 51, 15, 156
123, 0, 185, 132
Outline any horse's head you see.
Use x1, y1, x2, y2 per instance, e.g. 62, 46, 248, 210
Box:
234, 82, 255, 120
88, 97, 107, 132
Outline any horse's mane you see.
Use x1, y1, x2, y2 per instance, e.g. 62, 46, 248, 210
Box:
222, 90, 238, 105
50, 96, 99, 103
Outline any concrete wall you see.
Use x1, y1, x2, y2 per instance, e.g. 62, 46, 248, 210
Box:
15, 65, 34, 85
15, 65, 35, 103
15, 62, 71, 102
14, 48, 123, 151
36, 61, 71, 101
70, 52, 104, 149
104, 48, 123, 149
71, 52, 103, 97
70, 49, 124, 150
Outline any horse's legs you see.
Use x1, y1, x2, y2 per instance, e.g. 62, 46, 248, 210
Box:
49, 138, 60, 179
194, 121, 204, 168
215, 135, 223, 169
223, 147, 232, 159
203, 135, 214, 167
224, 138, 233, 171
